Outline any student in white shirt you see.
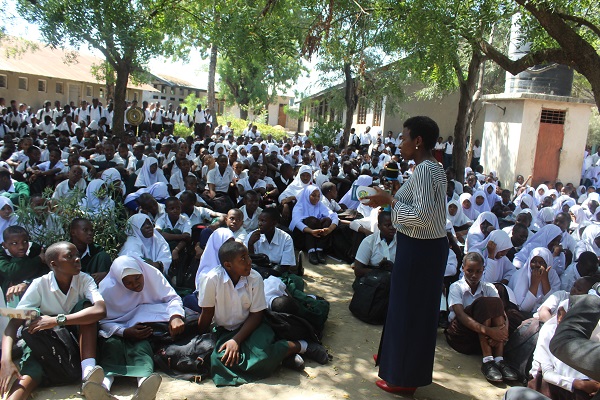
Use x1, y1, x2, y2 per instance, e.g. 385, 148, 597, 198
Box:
1, 242, 106, 398
240, 190, 262, 232
559, 251, 598, 292
445, 252, 518, 383
535, 276, 597, 322
320, 182, 343, 213
206, 154, 234, 197
352, 211, 396, 277
237, 162, 267, 200
443, 135, 454, 168
179, 190, 223, 227
245, 208, 296, 270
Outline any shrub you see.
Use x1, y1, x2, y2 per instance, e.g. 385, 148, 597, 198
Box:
310, 119, 342, 147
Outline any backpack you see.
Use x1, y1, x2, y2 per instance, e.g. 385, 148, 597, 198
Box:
503, 317, 542, 384
153, 332, 216, 381
21, 327, 81, 386
264, 310, 321, 343
349, 268, 391, 325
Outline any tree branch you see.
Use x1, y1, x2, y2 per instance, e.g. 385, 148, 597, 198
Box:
556, 12, 600, 38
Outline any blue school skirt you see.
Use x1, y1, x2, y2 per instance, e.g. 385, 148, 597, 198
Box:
378, 232, 448, 387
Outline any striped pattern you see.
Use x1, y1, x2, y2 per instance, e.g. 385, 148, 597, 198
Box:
392, 160, 448, 239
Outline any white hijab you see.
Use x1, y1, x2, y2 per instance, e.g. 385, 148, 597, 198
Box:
101, 167, 125, 196
119, 213, 172, 274
509, 247, 557, 312
513, 193, 538, 219
278, 165, 313, 203
124, 182, 169, 204
134, 157, 168, 188
339, 175, 373, 210
290, 185, 338, 231
483, 183, 501, 209
513, 224, 562, 269
472, 190, 491, 213
447, 199, 471, 227
0, 197, 17, 242
534, 184, 549, 205
80, 179, 115, 216
459, 193, 480, 221
536, 207, 556, 228
98, 255, 184, 338
465, 212, 499, 253
196, 228, 234, 290
578, 224, 600, 257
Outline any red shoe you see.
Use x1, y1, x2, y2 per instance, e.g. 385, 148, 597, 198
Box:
373, 354, 378, 363
375, 380, 417, 395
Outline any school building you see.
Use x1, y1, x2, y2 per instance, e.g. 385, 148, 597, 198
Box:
0, 37, 156, 111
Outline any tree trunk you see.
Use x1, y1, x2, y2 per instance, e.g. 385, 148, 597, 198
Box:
342, 62, 358, 148
112, 62, 130, 137
452, 50, 485, 181
105, 64, 115, 103
208, 41, 219, 128
239, 107, 249, 120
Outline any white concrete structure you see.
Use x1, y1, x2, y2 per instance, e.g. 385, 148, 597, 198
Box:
480, 93, 594, 188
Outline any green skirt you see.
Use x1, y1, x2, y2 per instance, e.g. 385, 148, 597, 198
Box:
211, 322, 289, 386
98, 336, 154, 377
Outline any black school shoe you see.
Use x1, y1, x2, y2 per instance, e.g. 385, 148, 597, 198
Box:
495, 360, 519, 381
316, 251, 327, 264
304, 342, 331, 364
481, 360, 503, 383
308, 251, 319, 265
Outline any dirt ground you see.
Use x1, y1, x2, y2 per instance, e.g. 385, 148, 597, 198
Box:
34, 258, 516, 400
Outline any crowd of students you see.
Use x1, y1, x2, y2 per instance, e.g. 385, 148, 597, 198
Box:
0, 96, 597, 400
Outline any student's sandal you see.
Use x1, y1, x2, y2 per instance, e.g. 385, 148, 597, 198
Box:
375, 380, 417, 395
83, 365, 105, 385
132, 373, 162, 400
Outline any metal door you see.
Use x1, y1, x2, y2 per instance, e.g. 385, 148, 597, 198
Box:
532, 109, 566, 186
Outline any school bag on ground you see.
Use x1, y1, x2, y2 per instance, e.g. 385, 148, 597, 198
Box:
503, 317, 542, 384
349, 268, 391, 325
21, 327, 81, 385
153, 332, 216, 382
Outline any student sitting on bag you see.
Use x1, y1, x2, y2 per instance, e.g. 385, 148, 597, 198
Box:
0, 241, 106, 400
245, 208, 296, 273
352, 211, 396, 278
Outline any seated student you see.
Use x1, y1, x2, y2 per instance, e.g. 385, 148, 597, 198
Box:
472, 190, 491, 214
84, 256, 183, 400
239, 190, 262, 232
69, 218, 111, 285
154, 197, 192, 271
509, 247, 561, 313
560, 251, 598, 292
445, 252, 518, 383
535, 276, 599, 322
245, 208, 296, 272
194, 227, 235, 292
80, 179, 115, 217
0, 167, 30, 204
197, 241, 329, 386
273, 162, 294, 194
278, 165, 313, 224
237, 162, 267, 201
119, 214, 172, 275
513, 224, 566, 275
465, 212, 499, 253
13, 145, 42, 183
125, 182, 169, 212
259, 163, 279, 205
290, 185, 339, 265
226, 209, 247, 243
29, 147, 64, 194
100, 167, 126, 198
352, 211, 396, 278
179, 190, 223, 229
134, 157, 167, 189
52, 165, 86, 200
0, 226, 48, 299
459, 193, 480, 221
175, 175, 208, 207
528, 301, 600, 400
169, 158, 192, 195
0, 242, 107, 400
574, 224, 600, 261
321, 182, 344, 213
0, 197, 18, 241
478, 230, 516, 285
447, 199, 472, 242
18, 195, 64, 242
491, 189, 516, 221
136, 192, 165, 223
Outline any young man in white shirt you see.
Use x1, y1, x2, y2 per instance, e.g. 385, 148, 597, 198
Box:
151, 102, 163, 133
443, 135, 454, 169
193, 104, 206, 138
88, 98, 105, 123
245, 208, 296, 271
352, 211, 396, 277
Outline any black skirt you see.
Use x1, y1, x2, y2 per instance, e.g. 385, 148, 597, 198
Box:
378, 232, 449, 387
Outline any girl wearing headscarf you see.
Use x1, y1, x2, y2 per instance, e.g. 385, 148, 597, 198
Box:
465, 212, 498, 253
574, 224, 600, 260
513, 224, 565, 275
553, 195, 575, 215
101, 167, 126, 196
576, 185, 590, 204
89, 256, 184, 400
124, 182, 169, 211
472, 190, 491, 213
134, 157, 167, 188
339, 175, 373, 210
119, 214, 172, 275
483, 183, 501, 210
478, 230, 516, 284
290, 185, 338, 265
569, 204, 589, 231
195, 227, 234, 291
279, 165, 313, 224
459, 193, 480, 221
581, 192, 600, 218
536, 207, 556, 229
513, 193, 538, 220
80, 179, 115, 216
508, 247, 560, 312
447, 199, 472, 231
0, 197, 18, 241
534, 184, 549, 206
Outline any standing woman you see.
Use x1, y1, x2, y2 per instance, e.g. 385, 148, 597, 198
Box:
365, 116, 449, 394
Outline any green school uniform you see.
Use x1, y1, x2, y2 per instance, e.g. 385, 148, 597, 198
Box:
80, 243, 111, 275
0, 242, 48, 293
98, 337, 154, 378
281, 274, 330, 333
1, 181, 30, 205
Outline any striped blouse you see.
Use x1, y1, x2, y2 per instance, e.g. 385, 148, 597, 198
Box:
392, 160, 448, 239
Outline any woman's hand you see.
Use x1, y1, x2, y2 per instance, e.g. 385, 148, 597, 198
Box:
219, 339, 240, 367
123, 324, 153, 340
0, 360, 21, 396
169, 316, 185, 338
486, 241, 497, 260
552, 244, 563, 257
363, 187, 394, 208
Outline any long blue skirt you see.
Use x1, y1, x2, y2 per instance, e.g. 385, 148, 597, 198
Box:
378, 232, 448, 387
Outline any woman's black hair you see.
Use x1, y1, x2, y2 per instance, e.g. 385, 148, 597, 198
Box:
403, 116, 440, 151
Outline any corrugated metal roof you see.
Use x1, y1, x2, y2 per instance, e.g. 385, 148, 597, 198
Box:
0, 37, 157, 92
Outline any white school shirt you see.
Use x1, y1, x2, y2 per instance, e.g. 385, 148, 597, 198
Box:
533, 290, 569, 319
198, 267, 267, 331
245, 228, 296, 266
263, 276, 287, 308
321, 196, 342, 212
473, 145, 481, 158
75, 106, 90, 123
240, 205, 262, 232
155, 213, 192, 235
52, 178, 87, 199
89, 105, 105, 122
447, 278, 499, 321
237, 177, 266, 194
529, 318, 589, 392
559, 263, 581, 292
444, 142, 454, 155
169, 171, 194, 192
193, 109, 206, 124
17, 272, 103, 316
314, 170, 330, 189
355, 233, 397, 267
152, 109, 163, 124
183, 206, 213, 226
206, 166, 234, 193
232, 227, 248, 243
359, 132, 371, 145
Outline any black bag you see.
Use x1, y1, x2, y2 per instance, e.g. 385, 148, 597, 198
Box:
349, 269, 391, 325
263, 310, 320, 343
21, 327, 81, 385
503, 317, 542, 384
153, 332, 216, 381
250, 253, 285, 278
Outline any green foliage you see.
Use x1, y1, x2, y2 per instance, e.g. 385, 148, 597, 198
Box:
171, 114, 289, 141
587, 108, 600, 147
181, 93, 206, 114
173, 123, 193, 138
15, 185, 127, 260
311, 119, 342, 147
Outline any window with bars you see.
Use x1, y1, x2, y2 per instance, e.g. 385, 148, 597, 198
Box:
357, 98, 367, 124
18, 77, 28, 90
86, 86, 93, 97
540, 109, 566, 124
55, 82, 63, 94
373, 99, 383, 126
0, 75, 7, 88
